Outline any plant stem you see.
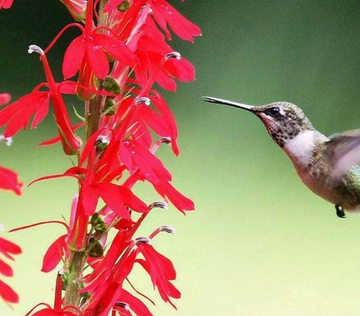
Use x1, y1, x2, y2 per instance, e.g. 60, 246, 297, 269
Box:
86, 79, 103, 140
64, 250, 87, 307
65, 84, 104, 307
98, 0, 108, 26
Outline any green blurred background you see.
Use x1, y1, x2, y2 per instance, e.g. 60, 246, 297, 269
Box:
2, 0, 360, 315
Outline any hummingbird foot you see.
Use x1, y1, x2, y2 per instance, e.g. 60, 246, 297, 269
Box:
335, 205, 346, 218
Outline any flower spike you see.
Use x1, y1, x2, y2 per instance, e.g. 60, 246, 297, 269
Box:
0, 0, 200, 313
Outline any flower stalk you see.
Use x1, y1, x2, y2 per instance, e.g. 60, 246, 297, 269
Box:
85, 79, 103, 140
64, 250, 87, 307
0, 0, 200, 314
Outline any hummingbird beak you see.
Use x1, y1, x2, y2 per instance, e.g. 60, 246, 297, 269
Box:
202, 96, 256, 112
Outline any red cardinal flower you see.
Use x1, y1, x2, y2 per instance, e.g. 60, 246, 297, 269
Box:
105, 0, 201, 42
111, 7, 196, 92
0, 88, 51, 137
0, 0, 13, 9
148, 0, 201, 42
0, 236, 22, 304
136, 242, 180, 308
0, 46, 82, 155
63, 31, 135, 80
62, 0, 135, 80
134, 40, 195, 91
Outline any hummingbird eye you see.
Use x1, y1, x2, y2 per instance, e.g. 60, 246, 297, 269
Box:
265, 107, 281, 118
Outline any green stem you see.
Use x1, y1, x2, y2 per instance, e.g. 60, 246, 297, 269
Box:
98, 0, 108, 26
63, 1, 110, 310
64, 250, 87, 307
86, 79, 103, 140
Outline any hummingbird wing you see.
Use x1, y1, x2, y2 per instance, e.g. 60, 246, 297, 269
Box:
324, 129, 360, 178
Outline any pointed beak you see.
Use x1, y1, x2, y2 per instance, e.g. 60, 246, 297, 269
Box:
202, 96, 257, 113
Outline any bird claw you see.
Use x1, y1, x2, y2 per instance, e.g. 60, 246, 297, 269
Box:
335, 205, 346, 218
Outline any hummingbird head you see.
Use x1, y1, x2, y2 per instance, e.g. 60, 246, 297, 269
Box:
203, 97, 315, 147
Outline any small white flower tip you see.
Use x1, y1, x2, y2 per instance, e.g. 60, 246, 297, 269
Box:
149, 201, 168, 210
28, 45, 44, 55
95, 135, 110, 145
115, 302, 130, 310
160, 225, 175, 234
57, 268, 65, 276
159, 137, 171, 144
135, 236, 151, 244
0, 135, 13, 146
165, 52, 181, 60
135, 96, 151, 106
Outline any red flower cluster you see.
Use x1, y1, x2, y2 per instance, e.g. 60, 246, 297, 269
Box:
0, 0, 200, 314
0, 236, 22, 305
0, 93, 22, 306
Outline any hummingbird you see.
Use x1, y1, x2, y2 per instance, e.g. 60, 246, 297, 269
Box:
203, 96, 360, 218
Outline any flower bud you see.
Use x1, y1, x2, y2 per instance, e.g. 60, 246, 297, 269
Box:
103, 76, 121, 95
88, 238, 104, 258
104, 97, 116, 115
118, 0, 130, 11
90, 213, 107, 233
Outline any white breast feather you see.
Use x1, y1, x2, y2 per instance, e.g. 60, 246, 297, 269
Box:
283, 130, 318, 166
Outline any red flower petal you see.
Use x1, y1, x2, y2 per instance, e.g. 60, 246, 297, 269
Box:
41, 235, 67, 273
0, 236, 22, 258
153, 181, 194, 213
0, 260, 14, 277
63, 35, 86, 79
121, 139, 172, 184
86, 38, 110, 79
58, 81, 77, 94
0, 166, 22, 195
149, 91, 179, 155
0, 259, 13, 277
0, 91, 50, 137
94, 183, 147, 218
150, 0, 201, 42
0, 279, 18, 303
93, 33, 135, 66
165, 57, 195, 82
118, 289, 152, 316
0, 0, 13, 10
137, 244, 181, 308
80, 182, 99, 216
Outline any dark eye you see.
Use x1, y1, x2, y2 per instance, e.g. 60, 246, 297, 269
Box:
265, 107, 280, 117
